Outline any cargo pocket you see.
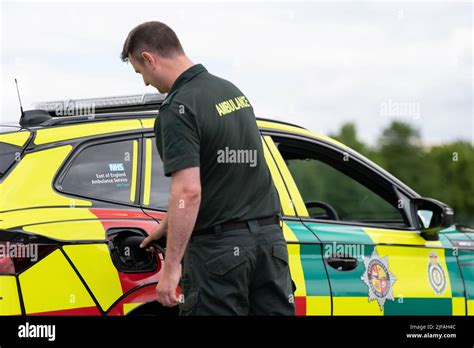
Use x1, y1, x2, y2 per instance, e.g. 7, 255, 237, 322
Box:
205, 249, 247, 276
272, 244, 289, 266
179, 289, 199, 316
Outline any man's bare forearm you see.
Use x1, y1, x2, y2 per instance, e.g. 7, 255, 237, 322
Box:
164, 181, 201, 272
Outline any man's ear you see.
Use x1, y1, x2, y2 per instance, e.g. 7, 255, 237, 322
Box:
141, 52, 156, 69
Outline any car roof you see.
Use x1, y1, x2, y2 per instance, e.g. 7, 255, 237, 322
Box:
256, 119, 347, 149
3, 93, 345, 149
2, 112, 347, 150
1, 110, 419, 199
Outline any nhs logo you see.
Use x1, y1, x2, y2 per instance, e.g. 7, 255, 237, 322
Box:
109, 163, 124, 171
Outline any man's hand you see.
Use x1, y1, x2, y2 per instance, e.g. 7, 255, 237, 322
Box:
155, 263, 182, 307
140, 222, 167, 252
152, 167, 201, 307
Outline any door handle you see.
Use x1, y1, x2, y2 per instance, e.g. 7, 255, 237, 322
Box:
326, 257, 358, 271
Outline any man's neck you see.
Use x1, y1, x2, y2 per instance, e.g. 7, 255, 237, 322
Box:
165, 56, 194, 92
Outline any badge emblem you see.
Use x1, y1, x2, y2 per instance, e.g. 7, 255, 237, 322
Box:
361, 249, 397, 310
427, 251, 446, 295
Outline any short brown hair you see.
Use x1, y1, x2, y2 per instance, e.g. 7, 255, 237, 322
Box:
121, 21, 184, 62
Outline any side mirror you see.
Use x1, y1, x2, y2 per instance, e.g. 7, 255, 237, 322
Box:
411, 197, 454, 241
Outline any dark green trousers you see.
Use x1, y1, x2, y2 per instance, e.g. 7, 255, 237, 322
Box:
179, 220, 296, 315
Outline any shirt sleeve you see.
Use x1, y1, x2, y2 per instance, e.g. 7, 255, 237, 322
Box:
155, 100, 200, 177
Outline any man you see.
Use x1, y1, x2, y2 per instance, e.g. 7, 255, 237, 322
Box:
121, 21, 295, 315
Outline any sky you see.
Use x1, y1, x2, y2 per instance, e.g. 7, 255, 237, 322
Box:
0, 0, 472, 146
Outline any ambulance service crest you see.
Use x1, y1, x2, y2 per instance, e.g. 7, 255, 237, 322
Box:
361, 250, 397, 311
427, 251, 446, 295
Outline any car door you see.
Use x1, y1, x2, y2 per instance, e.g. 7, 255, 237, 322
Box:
265, 133, 466, 316
140, 133, 332, 316
140, 135, 171, 223
261, 135, 331, 316
54, 135, 162, 315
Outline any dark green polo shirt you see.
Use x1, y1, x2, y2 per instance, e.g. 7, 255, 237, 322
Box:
154, 64, 281, 231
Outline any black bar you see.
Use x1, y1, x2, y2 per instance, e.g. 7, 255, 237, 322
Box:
0, 316, 472, 346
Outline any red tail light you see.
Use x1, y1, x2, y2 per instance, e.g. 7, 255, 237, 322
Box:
0, 242, 56, 275
0, 255, 15, 274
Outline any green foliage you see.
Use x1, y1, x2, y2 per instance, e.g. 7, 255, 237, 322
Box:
332, 122, 474, 225
425, 142, 474, 225
286, 158, 402, 222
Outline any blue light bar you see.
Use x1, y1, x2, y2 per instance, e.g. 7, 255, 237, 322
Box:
34, 93, 166, 113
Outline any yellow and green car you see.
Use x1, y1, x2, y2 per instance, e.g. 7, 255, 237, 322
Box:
0, 94, 472, 316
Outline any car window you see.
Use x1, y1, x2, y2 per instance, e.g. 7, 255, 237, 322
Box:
147, 139, 171, 210
0, 142, 21, 177
61, 139, 138, 204
274, 137, 407, 226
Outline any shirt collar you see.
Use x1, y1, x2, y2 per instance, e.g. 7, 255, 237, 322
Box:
168, 63, 207, 95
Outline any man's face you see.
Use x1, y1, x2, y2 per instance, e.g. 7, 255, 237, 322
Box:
129, 54, 166, 93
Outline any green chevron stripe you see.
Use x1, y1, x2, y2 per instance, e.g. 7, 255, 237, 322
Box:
384, 298, 452, 315
300, 244, 331, 296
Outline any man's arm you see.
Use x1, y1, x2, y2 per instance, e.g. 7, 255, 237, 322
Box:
155, 166, 201, 306
166, 166, 201, 270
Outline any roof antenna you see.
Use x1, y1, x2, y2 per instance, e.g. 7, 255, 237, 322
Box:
14, 78, 25, 117
15, 79, 51, 127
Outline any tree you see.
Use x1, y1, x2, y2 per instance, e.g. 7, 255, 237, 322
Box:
331, 123, 367, 154
376, 121, 438, 196
328, 121, 473, 225
426, 142, 474, 225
